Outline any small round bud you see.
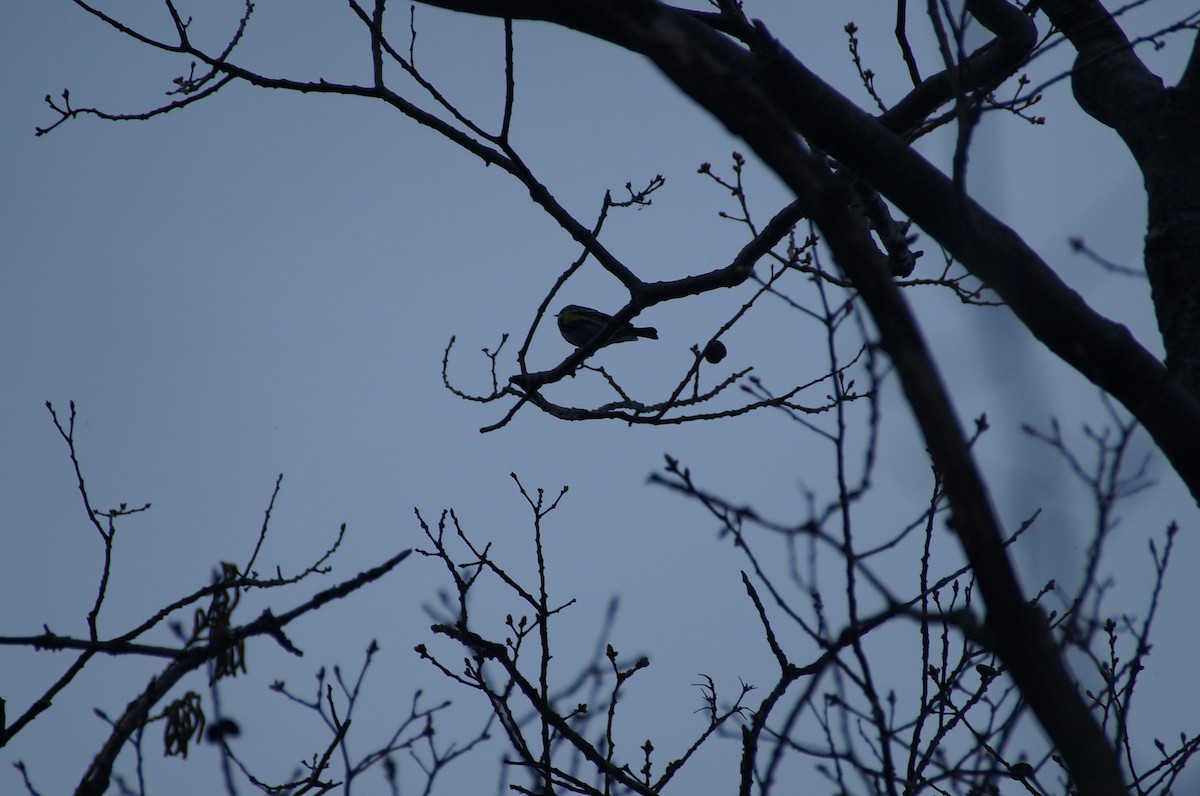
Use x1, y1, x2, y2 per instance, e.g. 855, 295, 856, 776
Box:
702, 340, 727, 364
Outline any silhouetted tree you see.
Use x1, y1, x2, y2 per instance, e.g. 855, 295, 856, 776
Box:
7, 1, 1200, 794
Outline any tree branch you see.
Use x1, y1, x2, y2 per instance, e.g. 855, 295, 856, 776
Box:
413, 0, 1200, 509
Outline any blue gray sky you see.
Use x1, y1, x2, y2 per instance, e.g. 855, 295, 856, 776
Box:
3, 2, 1198, 793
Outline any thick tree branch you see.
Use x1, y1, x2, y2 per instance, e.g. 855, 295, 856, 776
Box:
415, 1, 1200, 504
1037, 0, 1164, 130
749, 35, 1200, 511
1038, 0, 1200, 428
881, 0, 1037, 135
412, 1, 1145, 791
1180, 32, 1200, 103
795, 155, 1125, 796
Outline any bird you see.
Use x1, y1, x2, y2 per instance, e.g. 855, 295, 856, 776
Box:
556, 304, 658, 349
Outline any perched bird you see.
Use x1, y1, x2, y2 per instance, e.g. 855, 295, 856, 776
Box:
556, 304, 658, 349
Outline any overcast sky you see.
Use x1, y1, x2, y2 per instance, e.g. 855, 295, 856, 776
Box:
3, 2, 1199, 794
